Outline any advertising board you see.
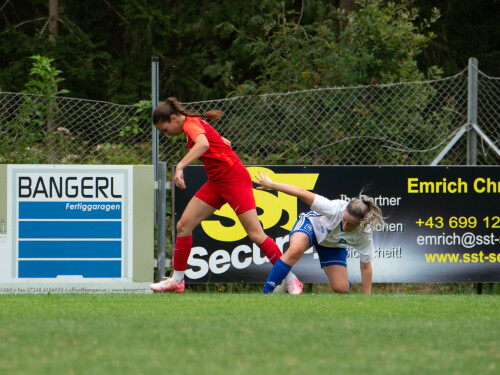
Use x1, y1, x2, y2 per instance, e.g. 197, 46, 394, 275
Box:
0, 165, 154, 293
174, 166, 499, 283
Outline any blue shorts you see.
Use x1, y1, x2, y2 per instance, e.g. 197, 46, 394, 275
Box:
290, 212, 348, 268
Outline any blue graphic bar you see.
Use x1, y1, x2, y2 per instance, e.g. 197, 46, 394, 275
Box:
19, 240, 122, 259
19, 221, 122, 239
19, 202, 122, 219
18, 260, 122, 278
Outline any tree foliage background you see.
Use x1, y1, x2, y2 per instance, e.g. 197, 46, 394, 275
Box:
0, 0, 498, 103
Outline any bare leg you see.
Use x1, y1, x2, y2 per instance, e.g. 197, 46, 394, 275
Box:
281, 232, 310, 266
322, 265, 350, 293
172, 197, 217, 278
177, 196, 217, 236
236, 209, 268, 245
262, 232, 310, 294
151, 197, 217, 292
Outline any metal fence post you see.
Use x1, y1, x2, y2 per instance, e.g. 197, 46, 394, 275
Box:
467, 57, 478, 166
467, 57, 484, 294
156, 161, 167, 281
151, 57, 160, 224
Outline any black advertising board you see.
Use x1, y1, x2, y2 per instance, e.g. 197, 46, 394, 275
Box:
173, 166, 500, 283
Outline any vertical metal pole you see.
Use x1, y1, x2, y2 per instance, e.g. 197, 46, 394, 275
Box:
468, 58, 481, 293
157, 162, 167, 281
467, 57, 478, 166
152, 57, 160, 224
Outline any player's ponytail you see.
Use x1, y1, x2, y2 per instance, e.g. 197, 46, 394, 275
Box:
202, 110, 223, 120
153, 97, 223, 124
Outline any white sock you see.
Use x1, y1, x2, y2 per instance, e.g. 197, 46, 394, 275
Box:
172, 270, 185, 284
285, 272, 298, 283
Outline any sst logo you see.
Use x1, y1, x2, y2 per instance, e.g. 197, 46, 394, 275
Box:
200, 167, 319, 241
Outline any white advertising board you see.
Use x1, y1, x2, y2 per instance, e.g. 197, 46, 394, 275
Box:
0, 165, 154, 293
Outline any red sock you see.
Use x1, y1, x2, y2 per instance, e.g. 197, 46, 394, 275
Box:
259, 237, 282, 265
173, 235, 192, 271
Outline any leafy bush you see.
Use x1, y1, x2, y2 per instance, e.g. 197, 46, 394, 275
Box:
220, 0, 442, 95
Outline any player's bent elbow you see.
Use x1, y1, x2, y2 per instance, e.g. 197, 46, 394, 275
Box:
199, 142, 209, 153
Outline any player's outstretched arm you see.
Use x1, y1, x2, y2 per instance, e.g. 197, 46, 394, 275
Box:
360, 261, 372, 294
254, 171, 316, 206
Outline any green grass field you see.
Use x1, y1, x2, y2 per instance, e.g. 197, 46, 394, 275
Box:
1, 293, 498, 375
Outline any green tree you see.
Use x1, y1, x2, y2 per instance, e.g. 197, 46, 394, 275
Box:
0, 0, 254, 102
1, 0, 497, 103
417, 0, 500, 76
1, 55, 69, 162
19, 55, 69, 133
217, 0, 441, 95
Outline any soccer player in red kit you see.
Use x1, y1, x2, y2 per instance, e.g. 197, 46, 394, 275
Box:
149, 97, 303, 294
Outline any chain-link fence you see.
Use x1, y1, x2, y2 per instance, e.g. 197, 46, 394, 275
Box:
475, 70, 500, 162
175, 68, 499, 167
1, 64, 499, 167
0, 94, 150, 164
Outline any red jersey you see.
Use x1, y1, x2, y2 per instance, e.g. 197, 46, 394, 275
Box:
183, 117, 240, 180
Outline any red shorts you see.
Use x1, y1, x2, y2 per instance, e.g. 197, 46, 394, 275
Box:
194, 161, 256, 215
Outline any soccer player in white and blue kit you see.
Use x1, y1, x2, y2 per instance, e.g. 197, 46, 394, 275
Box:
254, 171, 385, 294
